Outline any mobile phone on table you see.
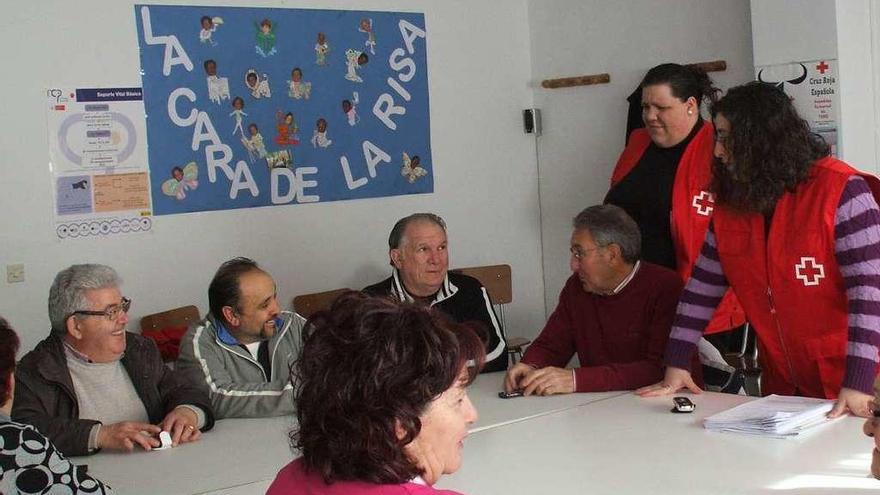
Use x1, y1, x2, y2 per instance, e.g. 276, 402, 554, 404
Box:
672, 396, 695, 413
499, 390, 524, 399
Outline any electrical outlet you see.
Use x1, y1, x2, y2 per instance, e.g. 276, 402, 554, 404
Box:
6, 264, 24, 283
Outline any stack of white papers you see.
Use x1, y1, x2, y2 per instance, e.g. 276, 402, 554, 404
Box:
703, 394, 834, 438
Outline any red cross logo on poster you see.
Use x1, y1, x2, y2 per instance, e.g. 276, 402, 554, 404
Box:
692, 191, 715, 216
795, 257, 825, 286
816, 61, 829, 74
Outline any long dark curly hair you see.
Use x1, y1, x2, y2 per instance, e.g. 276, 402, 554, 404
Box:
289, 291, 485, 484
710, 82, 830, 214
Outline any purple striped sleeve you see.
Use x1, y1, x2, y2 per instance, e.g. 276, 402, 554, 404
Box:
836, 176, 880, 394
664, 223, 730, 370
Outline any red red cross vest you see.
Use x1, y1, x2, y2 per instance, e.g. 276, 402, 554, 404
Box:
612, 123, 745, 334
713, 157, 880, 398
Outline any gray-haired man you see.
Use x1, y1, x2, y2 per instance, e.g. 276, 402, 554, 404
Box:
13, 264, 214, 456
504, 205, 697, 395
363, 213, 508, 372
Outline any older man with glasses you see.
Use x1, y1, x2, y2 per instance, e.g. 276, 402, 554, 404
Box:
12, 264, 214, 457
504, 205, 702, 396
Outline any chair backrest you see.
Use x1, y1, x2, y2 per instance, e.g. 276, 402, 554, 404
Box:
140, 305, 200, 332
451, 264, 530, 364
293, 288, 351, 319
450, 264, 511, 304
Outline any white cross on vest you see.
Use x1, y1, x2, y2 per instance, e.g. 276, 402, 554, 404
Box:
692, 191, 715, 216
795, 257, 825, 286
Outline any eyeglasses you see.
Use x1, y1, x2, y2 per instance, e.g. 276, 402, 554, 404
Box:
72, 297, 132, 321
570, 246, 604, 261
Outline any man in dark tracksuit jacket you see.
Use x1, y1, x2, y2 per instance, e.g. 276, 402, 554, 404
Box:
363, 213, 508, 373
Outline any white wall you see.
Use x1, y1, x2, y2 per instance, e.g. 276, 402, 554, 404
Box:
837, 0, 879, 174
0, 0, 546, 353
751, 0, 836, 66
526, 0, 755, 311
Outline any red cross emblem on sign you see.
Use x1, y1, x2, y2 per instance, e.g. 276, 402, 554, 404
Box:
816, 61, 829, 74
795, 257, 825, 286
692, 191, 715, 216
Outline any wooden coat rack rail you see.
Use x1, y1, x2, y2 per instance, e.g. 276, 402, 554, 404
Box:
541, 73, 610, 89
540, 59, 726, 89
685, 59, 727, 73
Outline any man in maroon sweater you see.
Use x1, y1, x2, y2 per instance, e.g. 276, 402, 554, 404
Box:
504, 205, 695, 395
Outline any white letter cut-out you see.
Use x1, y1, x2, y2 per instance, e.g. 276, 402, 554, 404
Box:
167, 88, 197, 127
140, 6, 193, 76
398, 20, 426, 55
228, 160, 259, 199
372, 94, 406, 130
340, 155, 367, 190
363, 141, 391, 178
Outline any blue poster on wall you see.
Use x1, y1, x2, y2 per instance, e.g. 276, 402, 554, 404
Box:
134, 4, 432, 215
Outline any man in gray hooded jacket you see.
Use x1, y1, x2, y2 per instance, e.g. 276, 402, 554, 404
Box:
177, 258, 304, 418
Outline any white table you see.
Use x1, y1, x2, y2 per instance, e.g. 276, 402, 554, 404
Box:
438, 392, 877, 495
80, 372, 624, 494
79, 378, 877, 494
84, 416, 294, 495
466, 371, 627, 432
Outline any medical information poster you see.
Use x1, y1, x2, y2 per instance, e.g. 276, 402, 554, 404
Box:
46, 87, 153, 239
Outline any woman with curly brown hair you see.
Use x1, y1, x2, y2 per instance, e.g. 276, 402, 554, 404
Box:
267, 291, 484, 495
638, 81, 880, 419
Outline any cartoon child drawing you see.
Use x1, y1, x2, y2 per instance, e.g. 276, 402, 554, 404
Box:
342, 92, 360, 126
358, 18, 377, 55
401, 153, 427, 183
241, 123, 268, 163
255, 18, 277, 57
310, 118, 332, 148
274, 111, 299, 146
161, 162, 199, 200
315, 32, 330, 66
199, 16, 223, 46
204, 59, 230, 104
266, 149, 292, 169
245, 69, 271, 99
229, 97, 247, 135
288, 67, 312, 100
344, 49, 368, 83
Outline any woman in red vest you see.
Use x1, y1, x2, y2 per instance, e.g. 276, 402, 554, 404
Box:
638, 82, 880, 418
606, 63, 744, 337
